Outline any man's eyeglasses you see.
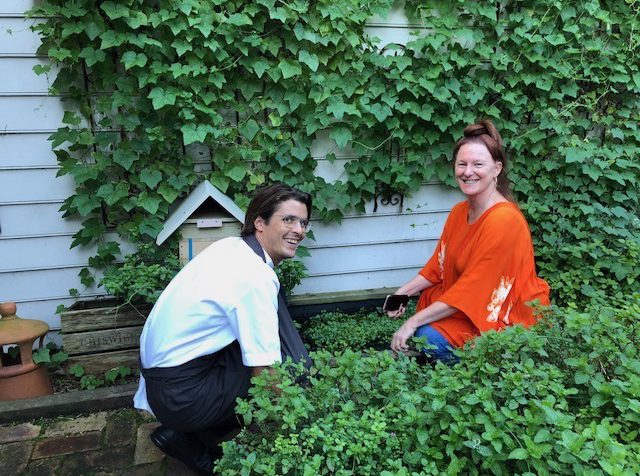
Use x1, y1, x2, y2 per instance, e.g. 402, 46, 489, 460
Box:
278, 215, 311, 232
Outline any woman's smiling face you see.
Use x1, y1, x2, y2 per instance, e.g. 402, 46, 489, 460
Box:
454, 142, 502, 198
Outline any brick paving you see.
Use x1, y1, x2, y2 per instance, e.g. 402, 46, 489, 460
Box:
0, 409, 203, 475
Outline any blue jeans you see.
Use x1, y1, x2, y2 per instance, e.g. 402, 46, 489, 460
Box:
414, 325, 458, 363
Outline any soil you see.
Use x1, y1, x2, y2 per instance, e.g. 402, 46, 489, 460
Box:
49, 369, 139, 394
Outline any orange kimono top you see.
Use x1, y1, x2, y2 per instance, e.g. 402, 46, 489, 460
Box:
417, 201, 550, 347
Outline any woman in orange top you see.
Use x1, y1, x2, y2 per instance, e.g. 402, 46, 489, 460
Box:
389, 120, 550, 361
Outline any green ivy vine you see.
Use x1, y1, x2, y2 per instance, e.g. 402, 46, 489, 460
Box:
29, 0, 640, 307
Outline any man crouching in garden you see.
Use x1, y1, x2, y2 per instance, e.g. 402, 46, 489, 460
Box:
133, 182, 312, 474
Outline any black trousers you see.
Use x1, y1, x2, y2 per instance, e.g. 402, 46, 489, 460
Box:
141, 341, 252, 444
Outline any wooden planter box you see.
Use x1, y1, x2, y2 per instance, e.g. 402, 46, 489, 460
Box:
60, 299, 151, 374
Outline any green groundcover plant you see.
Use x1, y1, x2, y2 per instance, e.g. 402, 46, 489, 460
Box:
302, 300, 417, 352
216, 294, 640, 475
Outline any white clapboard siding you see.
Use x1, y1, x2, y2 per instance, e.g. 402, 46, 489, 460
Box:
308, 209, 449, 247
295, 267, 425, 295
0, 267, 102, 305
0, 234, 136, 271
0, 57, 58, 94
0, 167, 75, 202
1, 5, 92, 337
0, 133, 60, 167
0, 96, 72, 132
0, 202, 81, 236
0, 17, 44, 55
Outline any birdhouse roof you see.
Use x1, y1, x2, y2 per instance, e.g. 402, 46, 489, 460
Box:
156, 180, 245, 245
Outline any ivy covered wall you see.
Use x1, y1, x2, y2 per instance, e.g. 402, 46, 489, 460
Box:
29, 0, 640, 307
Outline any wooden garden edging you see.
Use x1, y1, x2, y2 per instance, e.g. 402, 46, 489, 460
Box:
60, 300, 151, 373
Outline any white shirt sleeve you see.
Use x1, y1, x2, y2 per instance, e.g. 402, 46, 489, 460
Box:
227, 274, 281, 367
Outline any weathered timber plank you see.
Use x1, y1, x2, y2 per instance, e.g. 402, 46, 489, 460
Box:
0, 384, 138, 424
68, 349, 140, 374
61, 303, 150, 333
62, 326, 143, 355
288, 287, 396, 306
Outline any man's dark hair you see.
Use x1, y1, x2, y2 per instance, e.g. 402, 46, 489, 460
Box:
241, 182, 312, 236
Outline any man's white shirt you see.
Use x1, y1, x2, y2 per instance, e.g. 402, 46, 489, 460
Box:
133, 237, 282, 414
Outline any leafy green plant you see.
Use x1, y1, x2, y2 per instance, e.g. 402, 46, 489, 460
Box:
79, 374, 105, 390
302, 300, 417, 351
66, 363, 135, 390
68, 363, 85, 378
32, 343, 69, 370
217, 293, 640, 475
104, 366, 132, 385
100, 236, 180, 305
275, 258, 308, 298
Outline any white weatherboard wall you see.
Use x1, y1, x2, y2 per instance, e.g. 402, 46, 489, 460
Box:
0, 2, 461, 340
0, 1, 123, 343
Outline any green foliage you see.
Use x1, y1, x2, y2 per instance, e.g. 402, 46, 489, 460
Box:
68, 363, 85, 378
275, 258, 308, 298
66, 363, 134, 390
217, 294, 640, 475
104, 366, 132, 384
79, 374, 105, 390
32, 342, 69, 370
100, 236, 180, 305
302, 300, 417, 351
29, 0, 640, 307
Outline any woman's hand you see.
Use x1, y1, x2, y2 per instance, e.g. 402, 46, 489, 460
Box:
386, 303, 406, 319
391, 318, 417, 352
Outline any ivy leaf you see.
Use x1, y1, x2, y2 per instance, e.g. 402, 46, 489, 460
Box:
72, 194, 100, 216
101, 1, 129, 20
84, 22, 102, 41
299, 50, 319, 72
158, 183, 180, 203
181, 123, 208, 145
268, 113, 282, 127
105, 182, 129, 205
140, 169, 163, 189
33, 64, 51, 75
171, 39, 193, 56
285, 91, 306, 111
122, 51, 148, 69
210, 174, 230, 192
249, 58, 270, 78
239, 119, 260, 141
565, 147, 589, 164
139, 217, 164, 238
148, 87, 177, 110
62, 111, 82, 126
227, 165, 247, 181
137, 191, 162, 214
79, 47, 106, 67
291, 145, 308, 161
327, 100, 350, 121
278, 59, 302, 79
369, 103, 392, 122
100, 30, 126, 49
113, 149, 137, 171
227, 13, 252, 26
330, 127, 352, 149
96, 183, 114, 200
